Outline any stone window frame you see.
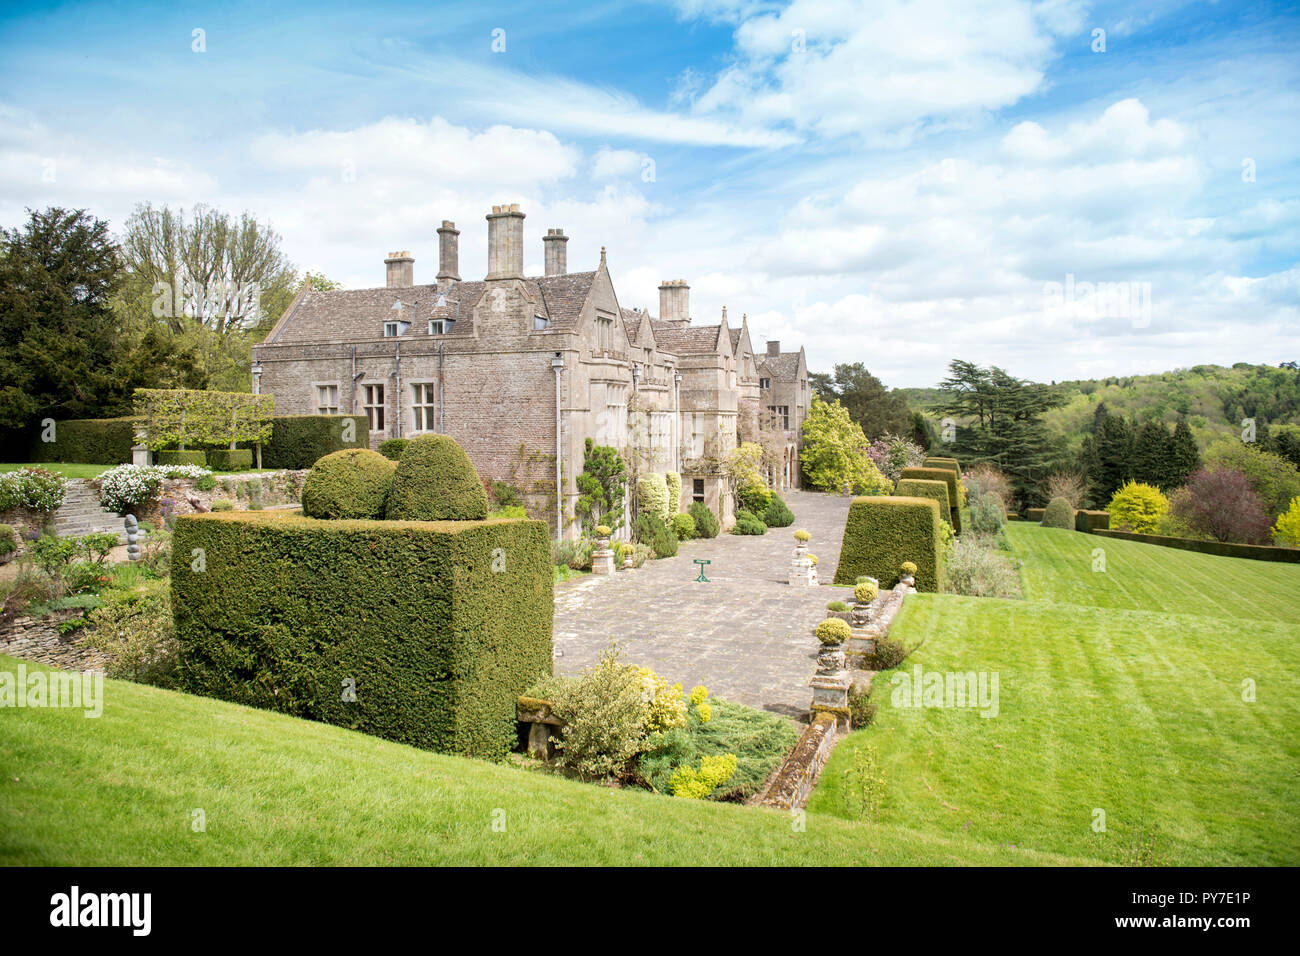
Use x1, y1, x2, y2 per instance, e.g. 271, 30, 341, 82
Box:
409, 381, 438, 433
759, 377, 771, 390
692, 478, 706, 504
360, 381, 387, 434
313, 380, 341, 415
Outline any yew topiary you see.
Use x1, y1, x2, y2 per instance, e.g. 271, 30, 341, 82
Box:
301, 449, 396, 520
385, 433, 489, 521
1041, 497, 1075, 529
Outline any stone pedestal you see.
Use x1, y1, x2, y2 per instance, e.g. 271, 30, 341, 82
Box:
789, 547, 817, 586
131, 444, 151, 467
591, 548, 616, 575
810, 671, 851, 721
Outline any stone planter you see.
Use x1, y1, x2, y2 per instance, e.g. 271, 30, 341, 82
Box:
845, 632, 877, 659
816, 643, 846, 674
900, 573, 915, 588
851, 603, 873, 627
826, 608, 854, 624
591, 546, 616, 575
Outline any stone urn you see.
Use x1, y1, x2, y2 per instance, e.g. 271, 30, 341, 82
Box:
851, 602, 873, 627
816, 644, 846, 675
900, 573, 916, 588
591, 526, 616, 575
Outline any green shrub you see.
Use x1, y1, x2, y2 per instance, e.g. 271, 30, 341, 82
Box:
1092, 528, 1300, 563
83, 579, 178, 687
491, 480, 523, 508
922, 456, 961, 476
763, 494, 795, 528
535, 645, 649, 780
898, 467, 961, 532
210, 499, 234, 512
833, 496, 944, 591
669, 512, 697, 541
970, 491, 1006, 535
196, 473, 216, 491
736, 481, 771, 514
172, 510, 553, 757
634, 512, 678, 558
385, 434, 489, 521
854, 580, 878, 603
488, 505, 527, 519
826, 600, 850, 612
1042, 497, 1075, 529
552, 538, 593, 571
0, 524, 16, 557
0, 466, 67, 512
871, 635, 908, 670
688, 502, 720, 539
816, 618, 851, 645
259, 415, 368, 470
205, 448, 253, 472
944, 534, 1024, 598
894, 478, 950, 523
665, 471, 682, 514
848, 685, 876, 728
1025, 508, 1046, 522
156, 449, 207, 467
378, 437, 410, 461
1106, 481, 1169, 534
28, 417, 140, 465
730, 510, 767, 535
134, 388, 273, 452
637, 473, 671, 521
301, 449, 396, 519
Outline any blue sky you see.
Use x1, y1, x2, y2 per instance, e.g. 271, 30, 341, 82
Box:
1, 0, 1297, 386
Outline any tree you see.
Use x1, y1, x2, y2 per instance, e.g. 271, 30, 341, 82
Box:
1082, 405, 1134, 502
1273, 495, 1300, 546
1203, 439, 1300, 519
818, 362, 911, 440
1131, 420, 1172, 488
118, 202, 298, 390
574, 438, 627, 533
1168, 421, 1201, 487
809, 372, 835, 404
1171, 468, 1273, 544
0, 207, 127, 428
934, 360, 1065, 508
799, 396, 891, 495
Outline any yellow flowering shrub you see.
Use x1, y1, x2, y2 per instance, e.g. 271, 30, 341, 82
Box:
1274, 496, 1300, 546
689, 685, 708, 706
669, 753, 738, 799
639, 667, 688, 733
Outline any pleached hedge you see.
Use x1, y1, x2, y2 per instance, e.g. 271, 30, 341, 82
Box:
171, 510, 554, 757
28, 417, 140, 464
898, 466, 961, 533
833, 495, 944, 592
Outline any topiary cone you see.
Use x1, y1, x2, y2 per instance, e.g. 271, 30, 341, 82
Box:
385, 433, 489, 521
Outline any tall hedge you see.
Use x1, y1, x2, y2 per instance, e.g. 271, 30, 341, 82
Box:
833, 496, 944, 592
28, 417, 140, 464
894, 478, 950, 522
1092, 528, 1300, 564
898, 466, 961, 532
386, 433, 489, 521
923, 456, 961, 476
257, 415, 368, 469
171, 511, 554, 756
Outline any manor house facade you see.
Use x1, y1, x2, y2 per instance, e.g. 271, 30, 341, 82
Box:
251, 203, 810, 538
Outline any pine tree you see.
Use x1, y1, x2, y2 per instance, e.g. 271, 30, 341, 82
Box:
1089, 409, 1134, 502
1131, 420, 1173, 488
1168, 421, 1201, 487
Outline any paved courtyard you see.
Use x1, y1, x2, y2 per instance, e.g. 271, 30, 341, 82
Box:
553, 490, 855, 719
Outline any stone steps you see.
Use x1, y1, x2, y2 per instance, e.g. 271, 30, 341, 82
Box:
50, 480, 126, 541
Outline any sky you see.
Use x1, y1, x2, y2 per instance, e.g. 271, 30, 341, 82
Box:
0, 0, 1297, 387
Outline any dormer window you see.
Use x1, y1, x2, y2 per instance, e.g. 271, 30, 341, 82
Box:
533, 315, 549, 331
429, 319, 453, 335
384, 320, 410, 337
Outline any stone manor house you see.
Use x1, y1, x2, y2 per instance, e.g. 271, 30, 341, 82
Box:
252, 203, 811, 538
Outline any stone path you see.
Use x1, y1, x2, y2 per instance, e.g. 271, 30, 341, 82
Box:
553, 490, 856, 720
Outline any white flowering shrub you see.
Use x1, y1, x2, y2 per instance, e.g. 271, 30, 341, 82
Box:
0, 467, 67, 513
155, 464, 212, 480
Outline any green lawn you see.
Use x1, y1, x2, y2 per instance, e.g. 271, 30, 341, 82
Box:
0, 654, 1085, 866
1, 462, 114, 478
808, 524, 1300, 865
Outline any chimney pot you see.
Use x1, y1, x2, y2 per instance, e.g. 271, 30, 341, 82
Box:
658, 279, 690, 324
437, 220, 460, 289
384, 250, 414, 288
486, 204, 526, 280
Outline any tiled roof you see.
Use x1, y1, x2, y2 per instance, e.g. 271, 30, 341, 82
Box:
651, 321, 721, 355
269, 272, 598, 344
759, 351, 802, 382
620, 307, 645, 342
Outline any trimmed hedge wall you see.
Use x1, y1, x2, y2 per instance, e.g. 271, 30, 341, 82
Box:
28, 417, 140, 464
156, 449, 207, 466
206, 448, 253, 471
833, 495, 944, 592
923, 456, 961, 476
894, 478, 951, 523
1026, 507, 1046, 522
898, 466, 961, 533
171, 511, 554, 756
386, 433, 489, 521
1091, 528, 1300, 564
257, 415, 369, 470
1075, 509, 1110, 532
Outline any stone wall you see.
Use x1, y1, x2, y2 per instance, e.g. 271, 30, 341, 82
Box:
0, 611, 108, 671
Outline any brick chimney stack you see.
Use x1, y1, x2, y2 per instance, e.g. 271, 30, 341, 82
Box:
658, 279, 690, 325
486, 203, 525, 280
436, 221, 460, 289
543, 228, 568, 276
767, 340, 780, 356
385, 251, 414, 288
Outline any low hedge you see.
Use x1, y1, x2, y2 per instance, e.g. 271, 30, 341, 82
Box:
1075, 510, 1110, 532
28, 417, 140, 464
833, 495, 944, 592
301, 449, 396, 519
156, 449, 207, 467
894, 478, 950, 522
898, 467, 960, 532
206, 448, 254, 472
171, 511, 554, 756
1041, 497, 1075, 529
257, 415, 368, 470
1091, 529, 1300, 563
386, 433, 489, 521
1025, 507, 1046, 522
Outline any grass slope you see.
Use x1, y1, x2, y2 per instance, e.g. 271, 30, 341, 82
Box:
809, 525, 1300, 865
0, 654, 1088, 866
